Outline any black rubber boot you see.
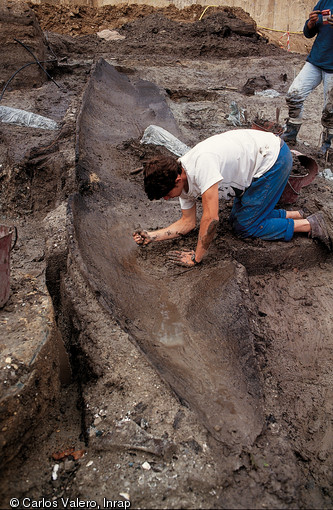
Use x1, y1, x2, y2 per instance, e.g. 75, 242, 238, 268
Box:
307, 211, 332, 250
319, 130, 333, 156
280, 121, 301, 143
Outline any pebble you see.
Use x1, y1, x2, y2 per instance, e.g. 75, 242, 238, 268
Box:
142, 461, 151, 471
52, 464, 60, 481
318, 450, 327, 461
64, 459, 75, 471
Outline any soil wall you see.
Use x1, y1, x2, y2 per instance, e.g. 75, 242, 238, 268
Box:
28, 0, 316, 32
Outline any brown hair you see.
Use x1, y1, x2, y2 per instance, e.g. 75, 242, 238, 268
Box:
143, 156, 182, 200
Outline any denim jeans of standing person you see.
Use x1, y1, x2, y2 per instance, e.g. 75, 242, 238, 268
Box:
285, 61, 333, 133
229, 142, 294, 241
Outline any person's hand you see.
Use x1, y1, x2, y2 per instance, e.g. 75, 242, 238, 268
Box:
167, 249, 198, 267
307, 10, 320, 29
133, 230, 152, 246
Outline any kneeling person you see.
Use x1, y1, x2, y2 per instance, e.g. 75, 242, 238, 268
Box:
133, 129, 330, 266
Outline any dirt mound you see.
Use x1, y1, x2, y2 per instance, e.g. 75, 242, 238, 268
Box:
28, 1, 312, 55
28, 3, 254, 36
28, 2, 285, 60
117, 11, 275, 59
28, 2, 156, 35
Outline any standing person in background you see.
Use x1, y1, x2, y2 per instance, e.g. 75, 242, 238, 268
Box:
281, 3, 333, 155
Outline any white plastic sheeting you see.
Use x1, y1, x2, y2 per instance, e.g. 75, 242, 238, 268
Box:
0, 105, 58, 130
140, 124, 190, 157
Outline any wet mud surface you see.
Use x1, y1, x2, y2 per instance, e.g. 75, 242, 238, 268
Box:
1, 2, 333, 509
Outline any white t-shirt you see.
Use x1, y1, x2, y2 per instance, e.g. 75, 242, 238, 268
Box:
178, 129, 281, 209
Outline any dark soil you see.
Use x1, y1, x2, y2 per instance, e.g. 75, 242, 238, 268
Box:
0, 3, 333, 510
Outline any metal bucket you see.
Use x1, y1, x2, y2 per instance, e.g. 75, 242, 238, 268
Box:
0, 225, 17, 308
280, 150, 319, 204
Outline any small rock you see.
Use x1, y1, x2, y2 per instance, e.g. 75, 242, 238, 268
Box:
88, 426, 98, 437
318, 450, 328, 461
97, 29, 125, 41
119, 492, 130, 501
64, 459, 75, 471
140, 418, 149, 430
142, 461, 151, 471
51, 464, 60, 481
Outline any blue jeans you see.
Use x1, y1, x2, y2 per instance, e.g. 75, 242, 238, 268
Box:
229, 142, 294, 241
286, 61, 333, 132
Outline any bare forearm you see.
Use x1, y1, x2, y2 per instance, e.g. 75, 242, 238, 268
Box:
148, 217, 195, 242
194, 217, 219, 262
